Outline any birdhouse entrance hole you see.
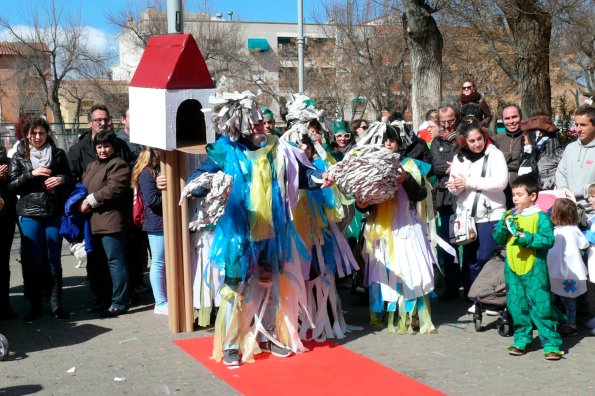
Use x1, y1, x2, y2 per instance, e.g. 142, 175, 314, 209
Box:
176, 99, 206, 150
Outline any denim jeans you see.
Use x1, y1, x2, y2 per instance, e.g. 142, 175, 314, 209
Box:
89, 232, 129, 310
19, 216, 63, 300
147, 232, 167, 307
462, 220, 498, 295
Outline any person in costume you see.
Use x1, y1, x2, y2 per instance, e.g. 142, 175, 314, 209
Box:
187, 91, 332, 366
359, 124, 437, 333
261, 107, 283, 137
331, 120, 354, 161
547, 198, 589, 337
293, 135, 359, 341
492, 174, 563, 360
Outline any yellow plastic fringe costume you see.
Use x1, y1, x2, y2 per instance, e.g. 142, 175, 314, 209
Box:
363, 159, 437, 334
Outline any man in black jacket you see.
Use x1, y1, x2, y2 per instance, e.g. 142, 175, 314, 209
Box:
492, 104, 524, 209
68, 104, 134, 180
431, 103, 460, 301
68, 104, 142, 310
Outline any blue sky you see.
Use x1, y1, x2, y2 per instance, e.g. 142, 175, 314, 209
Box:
0, 0, 317, 34
0, 0, 317, 65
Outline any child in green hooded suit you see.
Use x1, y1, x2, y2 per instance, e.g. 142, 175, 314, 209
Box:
493, 174, 563, 361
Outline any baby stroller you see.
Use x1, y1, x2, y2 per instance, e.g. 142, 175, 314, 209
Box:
467, 253, 513, 336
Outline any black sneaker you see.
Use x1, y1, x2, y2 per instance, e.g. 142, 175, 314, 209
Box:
100, 307, 128, 318
223, 349, 240, 366
270, 342, 292, 358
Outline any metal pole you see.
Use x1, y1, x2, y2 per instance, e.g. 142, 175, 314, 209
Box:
297, 0, 304, 93
167, 0, 183, 33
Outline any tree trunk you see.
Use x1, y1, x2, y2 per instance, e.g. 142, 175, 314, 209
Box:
499, 0, 552, 117
49, 93, 67, 149
402, 0, 443, 131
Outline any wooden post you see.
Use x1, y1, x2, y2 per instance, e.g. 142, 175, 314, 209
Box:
161, 150, 196, 333
178, 151, 195, 332
162, 150, 180, 332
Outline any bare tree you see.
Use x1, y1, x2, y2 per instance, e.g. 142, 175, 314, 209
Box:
402, 0, 444, 129
108, 0, 247, 82
446, 0, 556, 117
555, 0, 595, 100
314, 0, 410, 120
0, 0, 112, 134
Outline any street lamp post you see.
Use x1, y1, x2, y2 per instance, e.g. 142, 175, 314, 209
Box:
167, 0, 183, 33
297, 0, 304, 94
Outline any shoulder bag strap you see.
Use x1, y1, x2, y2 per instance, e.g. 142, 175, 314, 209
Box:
470, 154, 489, 218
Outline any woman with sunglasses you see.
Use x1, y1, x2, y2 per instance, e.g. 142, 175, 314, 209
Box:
460, 79, 493, 128
332, 120, 355, 160
350, 119, 369, 142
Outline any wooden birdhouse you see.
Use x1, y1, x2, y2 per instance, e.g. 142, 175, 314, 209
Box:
129, 34, 216, 153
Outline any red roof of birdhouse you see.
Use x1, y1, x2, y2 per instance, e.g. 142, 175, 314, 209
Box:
130, 34, 214, 89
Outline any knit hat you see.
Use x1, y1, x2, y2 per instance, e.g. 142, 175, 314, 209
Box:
332, 120, 349, 134
261, 107, 275, 121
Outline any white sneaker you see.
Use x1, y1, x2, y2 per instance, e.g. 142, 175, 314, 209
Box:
485, 309, 500, 316
467, 304, 476, 314
154, 305, 168, 316
585, 316, 595, 329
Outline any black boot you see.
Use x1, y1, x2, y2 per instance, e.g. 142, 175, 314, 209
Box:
23, 275, 42, 321
24, 293, 42, 321
50, 271, 70, 319
0, 269, 16, 320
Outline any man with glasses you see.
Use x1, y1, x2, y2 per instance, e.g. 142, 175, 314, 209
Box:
68, 104, 134, 180
430, 103, 461, 301
67, 104, 136, 313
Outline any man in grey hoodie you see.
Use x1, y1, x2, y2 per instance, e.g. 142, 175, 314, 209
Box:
556, 105, 595, 212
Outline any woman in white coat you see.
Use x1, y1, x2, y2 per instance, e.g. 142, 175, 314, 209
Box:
446, 121, 508, 302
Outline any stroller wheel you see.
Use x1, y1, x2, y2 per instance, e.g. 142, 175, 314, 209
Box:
496, 317, 512, 337
0, 334, 9, 361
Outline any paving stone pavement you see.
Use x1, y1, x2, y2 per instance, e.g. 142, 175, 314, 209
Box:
1, 232, 595, 395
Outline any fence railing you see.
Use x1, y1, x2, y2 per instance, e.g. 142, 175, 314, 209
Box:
0, 123, 91, 151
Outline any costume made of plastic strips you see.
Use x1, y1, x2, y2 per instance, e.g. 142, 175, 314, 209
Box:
191, 91, 329, 363
293, 155, 359, 342
281, 97, 366, 341
357, 122, 444, 261
180, 167, 232, 327
361, 158, 437, 334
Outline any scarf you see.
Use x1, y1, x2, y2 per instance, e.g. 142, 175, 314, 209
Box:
462, 146, 487, 163
439, 130, 457, 143
30, 143, 52, 169
461, 91, 481, 104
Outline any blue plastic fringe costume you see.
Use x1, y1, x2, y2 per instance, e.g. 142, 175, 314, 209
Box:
206, 134, 321, 363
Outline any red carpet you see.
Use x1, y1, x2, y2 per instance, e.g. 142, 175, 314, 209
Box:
175, 337, 444, 395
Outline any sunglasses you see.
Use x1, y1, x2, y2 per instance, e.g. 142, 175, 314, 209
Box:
335, 133, 351, 139
462, 86, 473, 90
